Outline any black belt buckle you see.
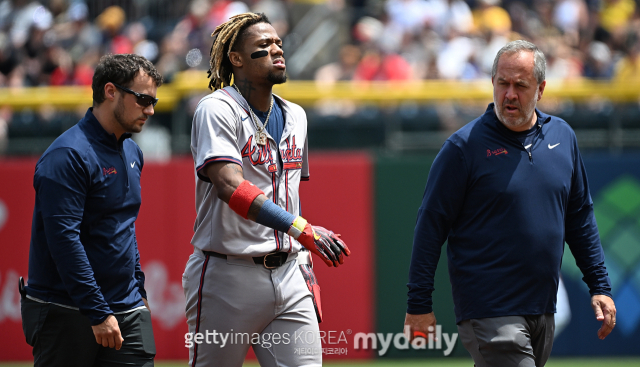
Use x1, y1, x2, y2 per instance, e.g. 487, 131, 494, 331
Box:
263, 252, 287, 269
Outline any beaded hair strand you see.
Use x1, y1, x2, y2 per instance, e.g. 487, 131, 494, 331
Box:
207, 13, 269, 91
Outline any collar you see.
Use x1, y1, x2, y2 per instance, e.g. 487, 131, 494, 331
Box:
222, 85, 290, 118
485, 102, 551, 134
222, 86, 298, 143
79, 108, 132, 148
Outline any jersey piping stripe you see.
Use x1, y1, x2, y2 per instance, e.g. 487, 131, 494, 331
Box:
196, 156, 243, 182
191, 254, 210, 367
220, 89, 249, 115
197, 156, 242, 173
285, 170, 292, 252
271, 171, 282, 251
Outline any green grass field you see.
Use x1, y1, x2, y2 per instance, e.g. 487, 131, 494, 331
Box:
2, 358, 640, 367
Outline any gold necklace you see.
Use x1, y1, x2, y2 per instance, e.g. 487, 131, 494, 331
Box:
233, 84, 274, 146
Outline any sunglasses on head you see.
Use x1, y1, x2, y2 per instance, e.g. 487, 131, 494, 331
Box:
111, 82, 159, 107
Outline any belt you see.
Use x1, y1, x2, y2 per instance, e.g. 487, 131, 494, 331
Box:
203, 250, 290, 269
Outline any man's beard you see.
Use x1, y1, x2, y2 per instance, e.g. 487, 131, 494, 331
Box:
114, 96, 145, 134
267, 69, 287, 84
495, 90, 538, 130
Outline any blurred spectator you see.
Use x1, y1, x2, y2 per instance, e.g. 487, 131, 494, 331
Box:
478, 32, 509, 77
72, 49, 98, 85
614, 34, 640, 83
0, 32, 19, 86
173, 0, 212, 61
55, 2, 101, 64
385, 0, 430, 36
353, 48, 413, 81
472, 0, 512, 35
47, 45, 73, 85
507, 1, 536, 39
553, 0, 588, 47
252, 0, 289, 37
155, 31, 187, 83
0, 106, 10, 154
430, 0, 473, 37
599, 0, 635, 35
315, 44, 362, 85
545, 39, 583, 80
160, 0, 250, 76
127, 22, 159, 62
437, 34, 478, 79
583, 41, 614, 79
97, 5, 130, 55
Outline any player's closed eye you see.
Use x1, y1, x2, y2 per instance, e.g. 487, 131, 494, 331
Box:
111, 82, 159, 107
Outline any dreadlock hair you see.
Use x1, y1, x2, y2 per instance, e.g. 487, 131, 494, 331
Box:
207, 12, 271, 91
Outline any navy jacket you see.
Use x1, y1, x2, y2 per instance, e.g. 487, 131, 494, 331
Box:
407, 103, 612, 323
26, 108, 146, 325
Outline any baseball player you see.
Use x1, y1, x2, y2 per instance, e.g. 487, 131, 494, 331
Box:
182, 13, 350, 367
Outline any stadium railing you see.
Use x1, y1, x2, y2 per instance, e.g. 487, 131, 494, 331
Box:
2, 72, 640, 154
3, 72, 640, 111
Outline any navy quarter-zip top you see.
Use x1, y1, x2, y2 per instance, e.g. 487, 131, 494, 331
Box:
26, 108, 147, 325
407, 103, 612, 323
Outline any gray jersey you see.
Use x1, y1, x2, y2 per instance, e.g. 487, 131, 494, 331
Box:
190, 86, 309, 256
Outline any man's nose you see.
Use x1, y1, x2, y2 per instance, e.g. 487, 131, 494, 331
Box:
272, 43, 284, 57
505, 84, 518, 101
143, 104, 155, 116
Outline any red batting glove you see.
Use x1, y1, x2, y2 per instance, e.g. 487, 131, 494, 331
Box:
297, 223, 350, 267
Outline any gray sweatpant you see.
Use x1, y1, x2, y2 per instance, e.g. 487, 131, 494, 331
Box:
183, 249, 321, 367
457, 314, 555, 367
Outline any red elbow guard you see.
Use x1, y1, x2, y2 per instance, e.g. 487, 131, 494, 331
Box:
228, 180, 265, 219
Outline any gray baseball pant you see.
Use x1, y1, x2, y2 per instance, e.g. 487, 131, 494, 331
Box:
457, 314, 555, 367
183, 249, 321, 367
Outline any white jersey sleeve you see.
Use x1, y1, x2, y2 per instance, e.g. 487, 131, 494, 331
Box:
192, 94, 242, 182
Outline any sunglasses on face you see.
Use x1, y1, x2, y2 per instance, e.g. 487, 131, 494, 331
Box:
111, 82, 159, 107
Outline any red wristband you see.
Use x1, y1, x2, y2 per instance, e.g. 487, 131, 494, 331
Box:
228, 180, 265, 219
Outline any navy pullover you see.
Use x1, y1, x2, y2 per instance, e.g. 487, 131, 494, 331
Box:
26, 109, 146, 325
407, 103, 612, 323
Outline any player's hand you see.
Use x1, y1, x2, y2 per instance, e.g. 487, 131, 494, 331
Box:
142, 297, 151, 313
298, 224, 350, 267
91, 315, 124, 350
592, 294, 616, 339
404, 312, 437, 343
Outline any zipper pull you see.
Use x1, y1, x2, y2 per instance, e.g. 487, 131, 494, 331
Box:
528, 151, 532, 160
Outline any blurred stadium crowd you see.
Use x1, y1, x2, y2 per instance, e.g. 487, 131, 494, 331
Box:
1, 0, 639, 87
0, 0, 640, 152
320, 0, 640, 83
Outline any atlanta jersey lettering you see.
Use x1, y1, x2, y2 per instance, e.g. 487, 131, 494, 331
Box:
190, 86, 309, 256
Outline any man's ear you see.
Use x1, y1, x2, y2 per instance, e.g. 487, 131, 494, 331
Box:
537, 80, 546, 101
104, 82, 117, 102
229, 51, 243, 68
